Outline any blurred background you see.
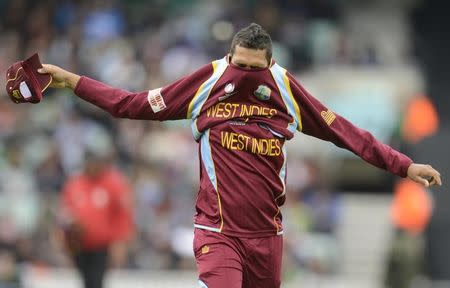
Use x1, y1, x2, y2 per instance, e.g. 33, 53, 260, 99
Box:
0, 0, 448, 287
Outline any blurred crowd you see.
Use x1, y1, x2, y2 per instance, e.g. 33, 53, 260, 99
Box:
0, 0, 425, 286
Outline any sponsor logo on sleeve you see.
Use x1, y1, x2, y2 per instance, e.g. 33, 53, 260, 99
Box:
321, 109, 336, 126
147, 88, 166, 113
253, 85, 271, 101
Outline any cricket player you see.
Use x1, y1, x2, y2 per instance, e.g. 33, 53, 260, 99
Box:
38, 23, 441, 288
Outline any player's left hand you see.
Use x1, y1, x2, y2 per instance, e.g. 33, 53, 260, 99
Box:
407, 163, 442, 187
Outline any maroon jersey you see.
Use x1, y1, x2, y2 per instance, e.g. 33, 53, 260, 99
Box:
75, 56, 412, 237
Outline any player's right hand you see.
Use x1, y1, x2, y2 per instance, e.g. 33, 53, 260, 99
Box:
407, 163, 442, 187
38, 64, 81, 90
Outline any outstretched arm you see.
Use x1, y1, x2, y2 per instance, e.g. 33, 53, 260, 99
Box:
287, 72, 441, 187
38, 63, 214, 121
38, 64, 81, 90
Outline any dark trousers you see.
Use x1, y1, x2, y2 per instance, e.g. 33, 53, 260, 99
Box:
74, 248, 108, 288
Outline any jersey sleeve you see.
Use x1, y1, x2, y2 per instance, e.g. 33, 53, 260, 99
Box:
74, 63, 214, 121
287, 72, 413, 178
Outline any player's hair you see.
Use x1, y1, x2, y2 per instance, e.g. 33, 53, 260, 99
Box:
230, 23, 272, 63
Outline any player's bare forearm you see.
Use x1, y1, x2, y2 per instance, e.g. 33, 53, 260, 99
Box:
38, 64, 80, 90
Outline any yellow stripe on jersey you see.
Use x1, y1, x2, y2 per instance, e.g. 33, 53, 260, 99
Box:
269, 63, 302, 133
273, 206, 281, 234
187, 61, 217, 119
217, 188, 224, 232
283, 73, 303, 131
187, 58, 228, 120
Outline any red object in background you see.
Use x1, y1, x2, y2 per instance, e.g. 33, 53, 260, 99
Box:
61, 167, 134, 250
402, 95, 439, 144
391, 179, 433, 234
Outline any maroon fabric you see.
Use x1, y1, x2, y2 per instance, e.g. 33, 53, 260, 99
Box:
23, 53, 52, 91
286, 72, 413, 177
195, 63, 295, 141
5, 62, 30, 103
74, 63, 214, 120
196, 123, 286, 237
193, 228, 282, 288
74, 57, 413, 238
5, 53, 51, 104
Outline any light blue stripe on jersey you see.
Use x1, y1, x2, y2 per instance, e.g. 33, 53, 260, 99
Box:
198, 279, 208, 288
200, 129, 217, 191
190, 57, 228, 120
276, 145, 287, 201
270, 64, 299, 133
194, 224, 221, 233
191, 118, 202, 141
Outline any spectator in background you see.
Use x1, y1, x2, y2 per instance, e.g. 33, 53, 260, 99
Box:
57, 140, 134, 288
0, 244, 21, 288
0, 142, 39, 288
284, 160, 340, 275
384, 96, 438, 288
132, 161, 173, 269
0, 142, 40, 262
384, 180, 433, 288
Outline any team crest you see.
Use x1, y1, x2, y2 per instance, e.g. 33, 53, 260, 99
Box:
12, 90, 22, 100
321, 109, 336, 126
201, 245, 210, 254
254, 85, 271, 101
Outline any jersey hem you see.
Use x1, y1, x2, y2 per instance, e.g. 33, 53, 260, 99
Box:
194, 222, 283, 238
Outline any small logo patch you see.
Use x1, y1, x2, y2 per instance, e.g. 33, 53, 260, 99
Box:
201, 245, 210, 254
12, 90, 22, 100
224, 83, 234, 94
147, 88, 166, 113
321, 109, 336, 126
218, 83, 236, 101
254, 85, 271, 101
